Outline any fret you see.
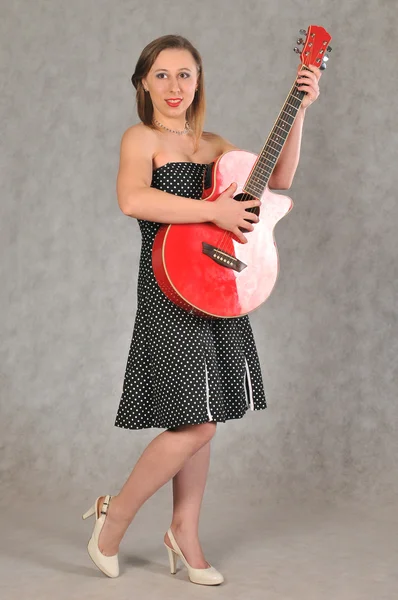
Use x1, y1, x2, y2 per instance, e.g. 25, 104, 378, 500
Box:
265, 144, 281, 158
274, 124, 290, 139
291, 92, 302, 102
259, 154, 278, 169
270, 130, 288, 143
261, 147, 279, 161
277, 115, 294, 128
278, 110, 297, 125
265, 141, 281, 154
279, 113, 295, 126
284, 105, 299, 115
252, 162, 272, 177
249, 173, 271, 187
270, 132, 287, 146
290, 89, 303, 100
285, 100, 300, 110
281, 106, 297, 118
248, 172, 272, 189
268, 137, 283, 149
268, 140, 283, 151
290, 95, 302, 106
249, 168, 272, 185
248, 159, 275, 192
272, 127, 288, 141
246, 183, 265, 198
249, 169, 271, 182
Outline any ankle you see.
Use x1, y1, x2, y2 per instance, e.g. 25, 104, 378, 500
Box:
170, 521, 199, 538
107, 495, 133, 523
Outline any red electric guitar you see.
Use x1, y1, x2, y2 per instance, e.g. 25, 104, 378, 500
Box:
152, 25, 332, 318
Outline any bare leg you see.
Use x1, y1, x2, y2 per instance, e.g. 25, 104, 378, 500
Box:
97, 422, 216, 556
164, 440, 212, 568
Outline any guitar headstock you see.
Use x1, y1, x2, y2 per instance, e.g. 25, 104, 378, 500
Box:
294, 25, 332, 70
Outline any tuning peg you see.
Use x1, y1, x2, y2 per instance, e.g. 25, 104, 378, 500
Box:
320, 61, 327, 70
327, 46, 332, 52
293, 47, 301, 54
299, 29, 307, 35
297, 38, 304, 45
323, 55, 329, 62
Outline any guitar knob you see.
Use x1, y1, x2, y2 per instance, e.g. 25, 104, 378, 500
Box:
299, 29, 307, 35
293, 47, 301, 53
297, 38, 304, 45
327, 46, 332, 52
320, 61, 327, 70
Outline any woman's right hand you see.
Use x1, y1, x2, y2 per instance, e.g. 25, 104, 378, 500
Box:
209, 182, 261, 244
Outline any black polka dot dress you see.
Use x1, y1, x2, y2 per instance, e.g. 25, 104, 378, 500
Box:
114, 162, 267, 430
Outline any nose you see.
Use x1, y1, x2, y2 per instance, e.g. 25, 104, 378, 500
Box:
169, 77, 181, 94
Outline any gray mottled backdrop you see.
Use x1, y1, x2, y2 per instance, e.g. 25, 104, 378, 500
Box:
1, 0, 397, 512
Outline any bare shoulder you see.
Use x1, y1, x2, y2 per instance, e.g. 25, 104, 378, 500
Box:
117, 124, 158, 212
120, 122, 157, 156
202, 130, 239, 154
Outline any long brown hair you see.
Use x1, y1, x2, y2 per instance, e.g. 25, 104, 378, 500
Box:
131, 35, 206, 152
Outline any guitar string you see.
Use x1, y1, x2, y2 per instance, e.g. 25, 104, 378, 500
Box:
215, 50, 313, 256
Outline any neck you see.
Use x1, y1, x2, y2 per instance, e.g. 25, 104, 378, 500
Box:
244, 69, 309, 197
153, 109, 188, 130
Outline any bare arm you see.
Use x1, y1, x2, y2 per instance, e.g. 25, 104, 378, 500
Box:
268, 107, 306, 190
217, 65, 322, 190
117, 126, 213, 223
116, 126, 260, 242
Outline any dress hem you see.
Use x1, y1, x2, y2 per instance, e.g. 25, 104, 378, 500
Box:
114, 402, 267, 431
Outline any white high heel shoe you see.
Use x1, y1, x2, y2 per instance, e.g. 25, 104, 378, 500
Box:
82, 494, 119, 578
164, 528, 224, 585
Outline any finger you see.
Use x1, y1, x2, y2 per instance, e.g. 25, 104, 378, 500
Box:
297, 72, 316, 84
298, 63, 321, 77
222, 182, 237, 195
305, 64, 322, 79
243, 199, 261, 208
242, 211, 259, 223
234, 227, 247, 244
298, 84, 318, 97
240, 221, 255, 232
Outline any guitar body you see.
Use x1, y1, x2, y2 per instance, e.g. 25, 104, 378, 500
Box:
151, 24, 332, 318
152, 150, 293, 318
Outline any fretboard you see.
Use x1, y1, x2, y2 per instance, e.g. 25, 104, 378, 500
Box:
245, 74, 308, 197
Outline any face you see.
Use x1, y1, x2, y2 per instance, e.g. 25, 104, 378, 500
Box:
142, 48, 199, 120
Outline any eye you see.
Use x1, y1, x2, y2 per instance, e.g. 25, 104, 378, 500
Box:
180, 72, 190, 78
156, 73, 167, 79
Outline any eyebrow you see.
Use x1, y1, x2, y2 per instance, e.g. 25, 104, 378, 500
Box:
154, 68, 192, 72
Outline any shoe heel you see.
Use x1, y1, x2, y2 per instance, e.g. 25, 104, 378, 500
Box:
165, 543, 178, 574
82, 504, 96, 520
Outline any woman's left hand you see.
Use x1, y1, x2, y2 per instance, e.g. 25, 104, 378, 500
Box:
296, 64, 321, 109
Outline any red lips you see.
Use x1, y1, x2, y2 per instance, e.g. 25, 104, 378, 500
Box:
165, 98, 182, 107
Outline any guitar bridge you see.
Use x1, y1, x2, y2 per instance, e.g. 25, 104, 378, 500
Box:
202, 242, 247, 273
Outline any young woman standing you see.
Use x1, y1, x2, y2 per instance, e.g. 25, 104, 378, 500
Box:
82, 34, 321, 584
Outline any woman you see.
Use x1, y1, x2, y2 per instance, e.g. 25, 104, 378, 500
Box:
82, 34, 321, 584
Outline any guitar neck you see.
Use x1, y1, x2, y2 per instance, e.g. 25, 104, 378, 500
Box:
244, 68, 310, 197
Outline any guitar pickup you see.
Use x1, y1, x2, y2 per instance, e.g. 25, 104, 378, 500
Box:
202, 242, 247, 272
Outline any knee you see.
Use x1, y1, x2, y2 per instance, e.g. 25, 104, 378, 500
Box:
172, 421, 217, 444
195, 421, 217, 443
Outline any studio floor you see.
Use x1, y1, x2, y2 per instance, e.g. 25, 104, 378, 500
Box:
1, 491, 396, 600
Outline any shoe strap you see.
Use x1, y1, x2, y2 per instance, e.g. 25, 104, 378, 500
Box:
100, 494, 112, 516
167, 528, 181, 555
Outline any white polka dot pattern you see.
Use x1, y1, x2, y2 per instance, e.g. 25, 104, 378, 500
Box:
114, 162, 267, 430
